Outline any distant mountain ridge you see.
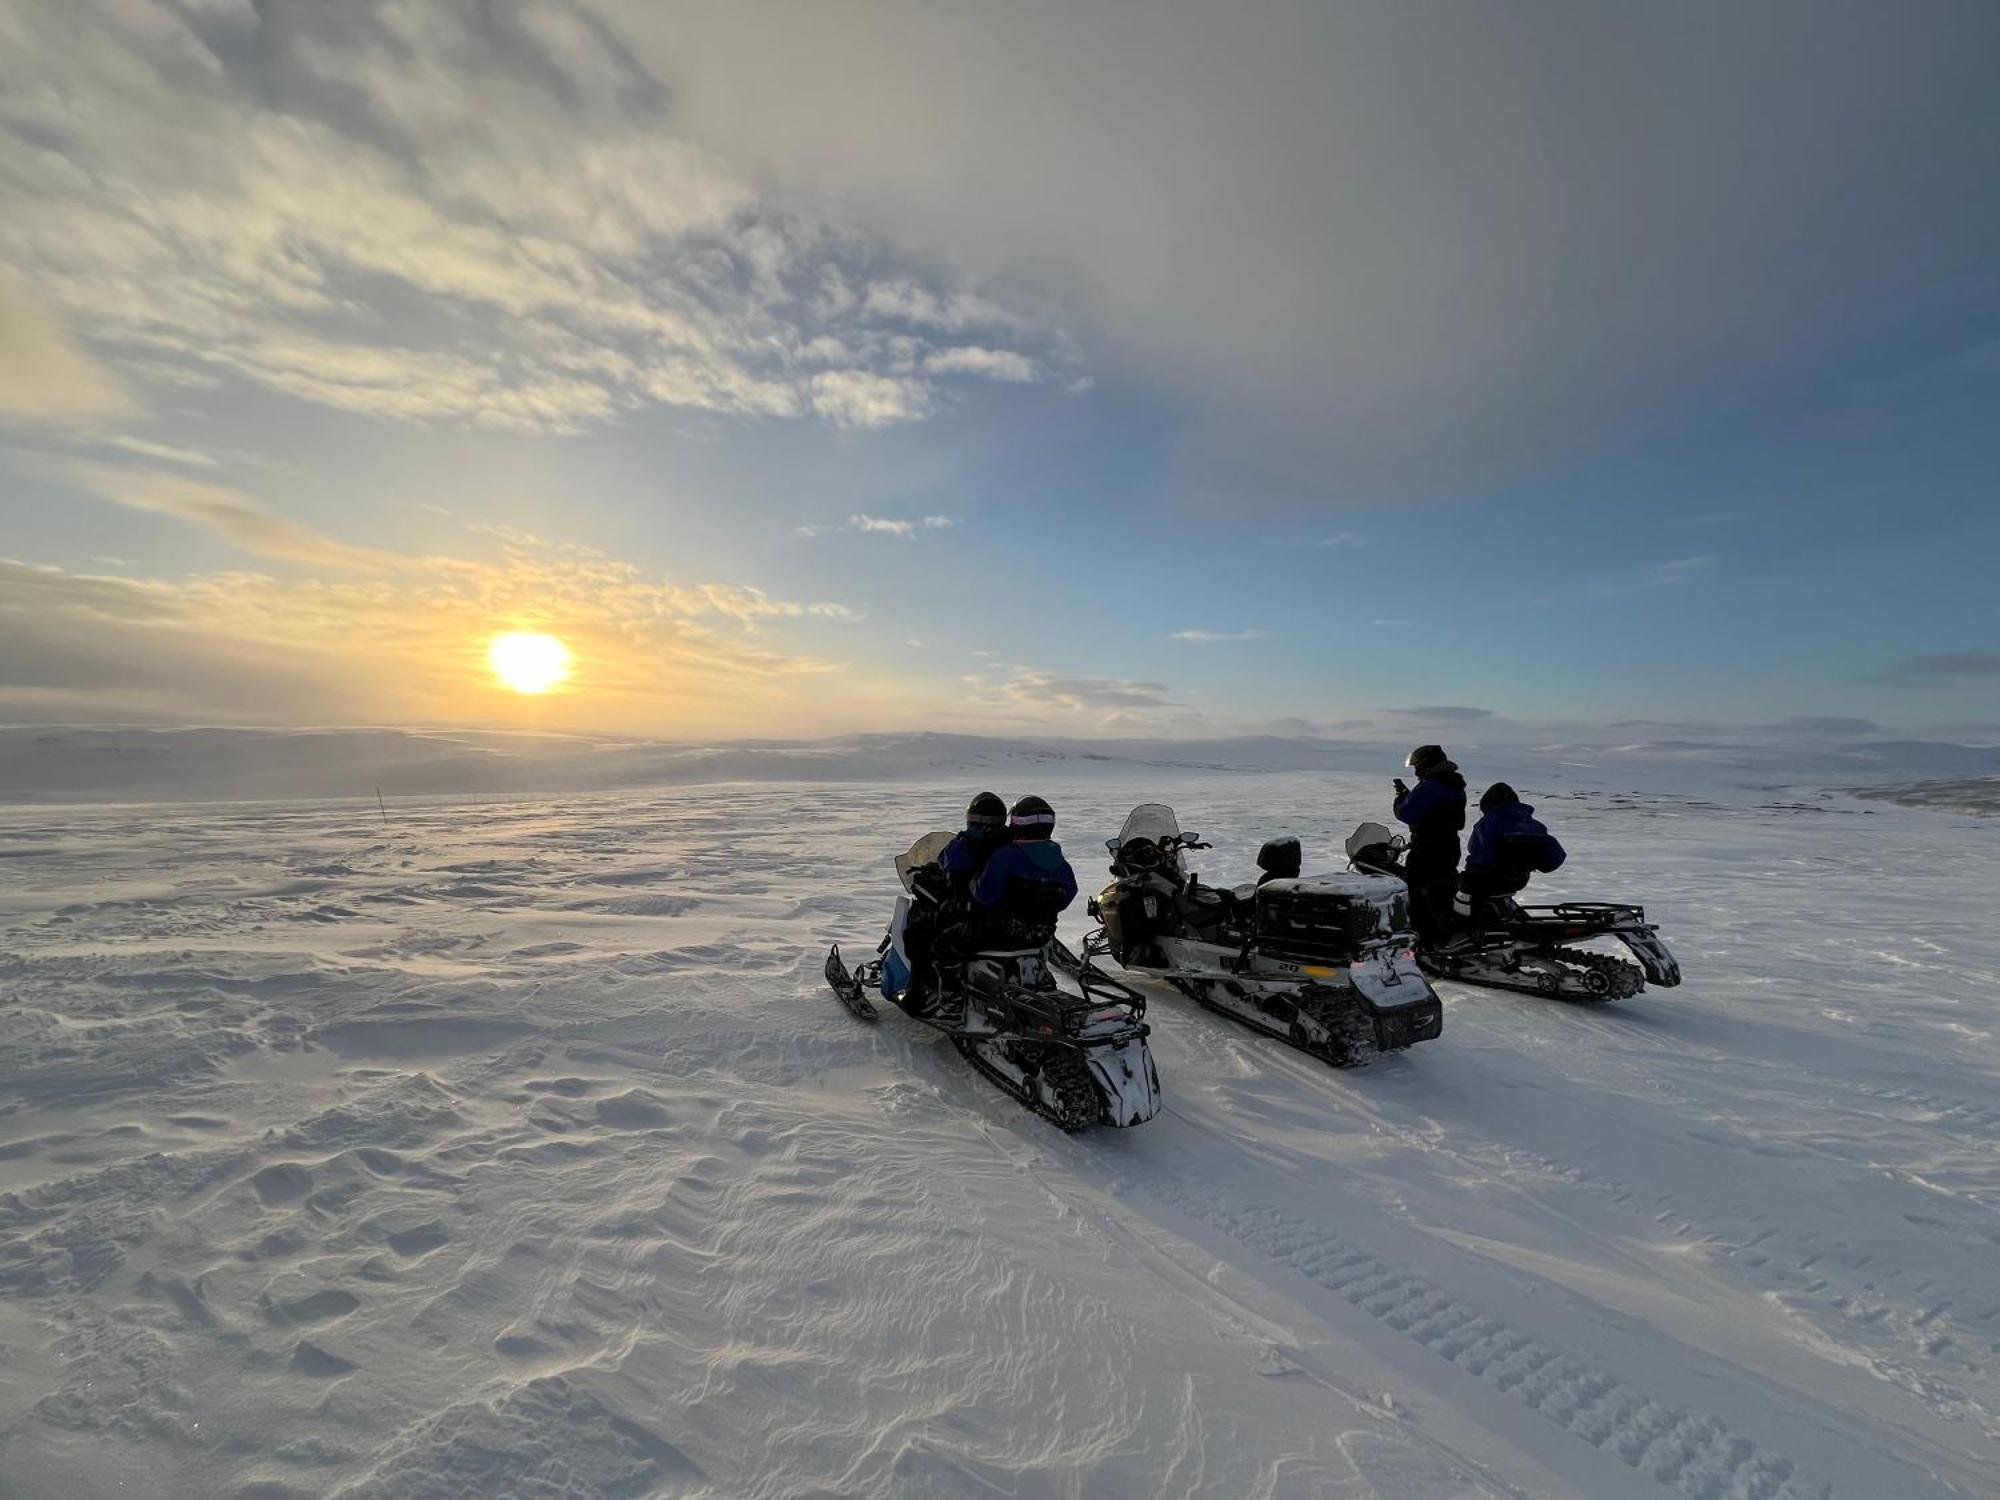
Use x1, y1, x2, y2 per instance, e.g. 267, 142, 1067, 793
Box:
2, 725, 1997, 805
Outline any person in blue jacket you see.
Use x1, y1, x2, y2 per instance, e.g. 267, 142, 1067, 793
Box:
971, 794, 1078, 932
902, 791, 1012, 1016
938, 790, 1011, 899
1455, 782, 1566, 923
1390, 744, 1467, 943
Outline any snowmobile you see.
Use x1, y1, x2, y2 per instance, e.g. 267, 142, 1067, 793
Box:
825, 831, 1162, 1131
1072, 804, 1443, 1066
1343, 822, 1682, 1002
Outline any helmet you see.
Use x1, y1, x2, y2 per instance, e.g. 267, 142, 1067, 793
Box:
965, 791, 1007, 831
1405, 744, 1448, 776
1008, 794, 1056, 838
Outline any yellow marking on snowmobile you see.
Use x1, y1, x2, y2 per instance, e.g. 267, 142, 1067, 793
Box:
1302, 964, 1338, 979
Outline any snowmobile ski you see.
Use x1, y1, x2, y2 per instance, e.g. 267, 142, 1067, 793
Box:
824, 943, 879, 1020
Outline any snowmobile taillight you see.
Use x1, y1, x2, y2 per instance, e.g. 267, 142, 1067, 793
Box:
1088, 1008, 1126, 1024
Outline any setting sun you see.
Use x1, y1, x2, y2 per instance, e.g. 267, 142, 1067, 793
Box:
487, 631, 573, 695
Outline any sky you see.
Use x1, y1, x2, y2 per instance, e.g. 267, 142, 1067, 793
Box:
2, 0, 1997, 744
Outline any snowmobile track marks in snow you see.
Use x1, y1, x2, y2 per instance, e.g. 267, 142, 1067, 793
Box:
1161, 1191, 1825, 1500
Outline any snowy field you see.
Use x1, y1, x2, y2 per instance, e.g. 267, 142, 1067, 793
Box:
2, 772, 1997, 1499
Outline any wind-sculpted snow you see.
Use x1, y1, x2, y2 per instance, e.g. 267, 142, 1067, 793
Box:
0, 775, 1996, 1497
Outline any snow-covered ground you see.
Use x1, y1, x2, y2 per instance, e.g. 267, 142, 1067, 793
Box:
2, 773, 1997, 1498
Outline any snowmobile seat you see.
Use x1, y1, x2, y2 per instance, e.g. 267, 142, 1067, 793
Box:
1255, 836, 1303, 885
1178, 878, 1245, 941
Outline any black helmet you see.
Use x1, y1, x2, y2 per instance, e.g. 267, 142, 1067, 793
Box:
1405, 744, 1448, 776
965, 791, 1007, 831
1008, 794, 1056, 839
1479, 782, 1519, 812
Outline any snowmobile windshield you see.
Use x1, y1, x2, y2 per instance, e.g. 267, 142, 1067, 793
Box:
1116, 804, 1181, 847
895, 831, 956, 892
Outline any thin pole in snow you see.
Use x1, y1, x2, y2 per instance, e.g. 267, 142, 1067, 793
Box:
376, 786, 388, 827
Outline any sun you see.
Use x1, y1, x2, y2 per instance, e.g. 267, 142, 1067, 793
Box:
487, 631, 573, 695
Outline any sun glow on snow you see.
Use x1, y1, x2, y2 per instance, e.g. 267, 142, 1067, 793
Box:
487, 631, 573, 695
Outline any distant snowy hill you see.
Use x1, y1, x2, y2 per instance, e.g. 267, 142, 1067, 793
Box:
2, 724, 1996, 805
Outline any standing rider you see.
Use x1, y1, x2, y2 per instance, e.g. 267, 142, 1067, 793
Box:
1391, 744, 1468, 944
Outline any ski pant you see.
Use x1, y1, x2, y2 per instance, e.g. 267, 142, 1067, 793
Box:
1402, 856, 1460, 945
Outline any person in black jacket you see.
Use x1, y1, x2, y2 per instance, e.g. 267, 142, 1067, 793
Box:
1390, 744, 1468, 943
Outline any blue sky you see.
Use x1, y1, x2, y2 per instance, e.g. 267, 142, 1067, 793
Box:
2, 0, 1996, 741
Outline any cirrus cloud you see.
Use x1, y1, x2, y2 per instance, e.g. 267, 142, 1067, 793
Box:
0, 0, 1077, 435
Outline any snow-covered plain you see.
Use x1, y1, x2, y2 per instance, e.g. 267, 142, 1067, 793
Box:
2, 771, 1997, 1498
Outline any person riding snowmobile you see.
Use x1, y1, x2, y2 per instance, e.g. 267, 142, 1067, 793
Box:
1390, 744, 1467, 944
938, 791, 1011, 899
1453, 782, 1566, 927
902, 792, 1014, 1015
970, 795, 1078, 943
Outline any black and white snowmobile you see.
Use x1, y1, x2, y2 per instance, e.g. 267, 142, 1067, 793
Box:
1344, 822, 1682, 1002
825, 831, 1162, 1131
1073, 804, 1443, 1066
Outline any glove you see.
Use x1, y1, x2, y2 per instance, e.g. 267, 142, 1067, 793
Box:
1393, 778, 1409, 797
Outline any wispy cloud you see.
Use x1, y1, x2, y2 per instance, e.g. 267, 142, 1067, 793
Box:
0, 272, 137, 427
0, 515, 863, 733
1386, 705, 1493, 721
1584, 554, 1718, 599
1313, 532, 1369, 548
1170, 629, 1270, 643
100, 436, 221, 470
0, 1, 1078, 435
1770, 715, 1880, 736
1001, 669, 1175, 712
67, 465, 408, 572
799, 514, 956, 540
1649, 555, 1716, 584
1870, 652, 2000, 686
924, 347, 1039, 383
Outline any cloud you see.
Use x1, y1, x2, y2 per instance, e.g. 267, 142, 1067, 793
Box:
0, 1, 1073, 435
808, 371, 931, 428
1313, 532, 1368, 548
1170, 629, 1269, 643
601, 2, 1999, 504
1386, 706, 1494, 721
1586, 553, 1717, 599
67, 465, 408, 571
1872, 652, 2000, 686
1369, 618, 1411, 628
0, 526, 863, 734
924, 346, 1038, 383
100, 436, 220, 470
995, 669, 1175, 714
0, 272, 138, 426
800, 513, 955, 540
1649, 555, 1715, 583
1771, 715, 1880, 736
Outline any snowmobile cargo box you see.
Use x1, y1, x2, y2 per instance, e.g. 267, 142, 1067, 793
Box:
1254, 874, 1405, 964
